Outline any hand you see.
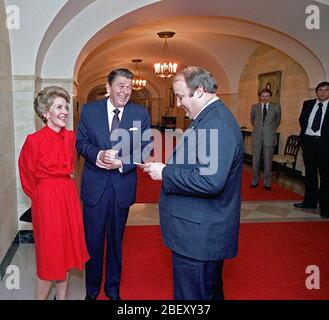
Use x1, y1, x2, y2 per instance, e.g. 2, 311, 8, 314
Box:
96, 158, 122, 170
140, 162, 166, 180
99, 149, 119, 164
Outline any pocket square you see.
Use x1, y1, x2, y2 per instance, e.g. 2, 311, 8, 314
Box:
129, 127, 139, 131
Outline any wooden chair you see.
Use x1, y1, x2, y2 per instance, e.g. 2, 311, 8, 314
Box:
273, 135, 300, 177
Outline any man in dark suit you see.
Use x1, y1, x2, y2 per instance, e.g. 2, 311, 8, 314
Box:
250, 88, 281, 190
141, 66, 243, 300
294, 81, 329, 219
76, 68, 151, 300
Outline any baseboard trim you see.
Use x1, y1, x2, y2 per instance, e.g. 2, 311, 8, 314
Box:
0, 231, 34, 280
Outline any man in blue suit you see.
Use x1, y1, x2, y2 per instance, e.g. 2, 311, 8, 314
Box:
76, 68, 151, 300
142, 66, 243, 300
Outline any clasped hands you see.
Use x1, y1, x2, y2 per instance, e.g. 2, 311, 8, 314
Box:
96, 149, 122, 170
137, 162, 166, 181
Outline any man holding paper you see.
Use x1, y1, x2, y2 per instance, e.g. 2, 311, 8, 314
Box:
141, 66, 243, 300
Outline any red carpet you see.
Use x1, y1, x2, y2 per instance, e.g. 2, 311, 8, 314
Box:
98, 222, 329, 300
136, 168, 303, 203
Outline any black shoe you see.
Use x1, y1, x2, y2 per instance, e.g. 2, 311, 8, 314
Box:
106, 293, 121, 300
85, 295, 97, 300
293, 202, 317, 209
264, 186, 272, 191
320, 212, 329, 218
250, 184, 258, 188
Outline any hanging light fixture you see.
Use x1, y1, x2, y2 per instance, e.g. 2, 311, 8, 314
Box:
131, 59, 147, 91
154, 31, 178, 78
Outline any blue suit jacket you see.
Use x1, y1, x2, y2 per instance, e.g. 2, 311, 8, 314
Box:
76, 98, 151, 208
160, 100, 243, 261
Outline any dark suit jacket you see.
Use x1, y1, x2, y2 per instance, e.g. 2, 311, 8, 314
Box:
76, 98, 151, 208
159, 100, 243, 261
299, 99, 329, 147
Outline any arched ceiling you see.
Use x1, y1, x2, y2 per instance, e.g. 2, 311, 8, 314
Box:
8, 0, 328, 95
77, 15, 325, 97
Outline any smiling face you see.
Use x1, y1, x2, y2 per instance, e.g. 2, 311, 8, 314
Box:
45, 97, 69, 132
260, 92, 271, 105
106, 76, 132, 108
173, 79, 201, 119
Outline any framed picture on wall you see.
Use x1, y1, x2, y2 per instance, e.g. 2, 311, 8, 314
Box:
258, 70, 282, 104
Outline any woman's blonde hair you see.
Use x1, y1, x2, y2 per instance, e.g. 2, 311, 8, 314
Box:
34, 86, 70, 123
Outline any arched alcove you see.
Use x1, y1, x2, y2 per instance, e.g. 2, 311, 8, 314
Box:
237, 43, 310, 172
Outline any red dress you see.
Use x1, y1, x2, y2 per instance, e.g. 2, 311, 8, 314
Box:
18, 126, 89, 280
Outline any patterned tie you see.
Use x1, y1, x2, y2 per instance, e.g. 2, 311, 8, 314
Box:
262, 104, 267, 123
311, 102, 323, 132
111, 108, 120, 132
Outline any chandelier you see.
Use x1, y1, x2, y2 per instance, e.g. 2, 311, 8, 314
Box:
154, 31, 178, 78
131, 59, 147, 91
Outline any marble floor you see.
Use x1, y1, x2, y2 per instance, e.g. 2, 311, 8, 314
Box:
0, 165, 325, 300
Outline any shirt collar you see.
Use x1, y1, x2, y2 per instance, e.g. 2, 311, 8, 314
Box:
194, 96, 219, 120
107, 98, 124, 113
316, 99, 328, 107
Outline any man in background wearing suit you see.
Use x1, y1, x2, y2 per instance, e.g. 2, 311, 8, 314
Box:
294, 81, 329, 219
141, 66, 243, 300
250, 88, 281, 191
76, 68, 151, 300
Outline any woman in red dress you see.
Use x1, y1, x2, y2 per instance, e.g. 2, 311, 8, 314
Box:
18, 86, 89, 300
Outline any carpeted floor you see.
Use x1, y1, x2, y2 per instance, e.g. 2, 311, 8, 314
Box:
136, 168, 303, 203
97, 222, 329, 300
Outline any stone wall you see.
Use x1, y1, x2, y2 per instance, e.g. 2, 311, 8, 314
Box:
0, 0, 18, 264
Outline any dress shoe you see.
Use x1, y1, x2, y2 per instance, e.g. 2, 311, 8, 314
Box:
293, 202, 317, 209
250, 184, 258, 188
320, 212, 329, 219
264, 186, 271, 191
85, 295, 97, 300
106, 295, 121, 300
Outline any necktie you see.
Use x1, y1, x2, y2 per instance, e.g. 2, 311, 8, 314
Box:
311, 102, 323, 132
111, 108, 120, 132
262, 104, 267, 123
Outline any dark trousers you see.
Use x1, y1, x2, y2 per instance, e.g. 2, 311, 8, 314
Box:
302, 136, 329, 213
172, 251, 224, 300
83, 179, 129, 298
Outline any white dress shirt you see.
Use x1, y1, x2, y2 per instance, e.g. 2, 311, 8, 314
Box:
96, 99, 124, 172
305, 99, 328, 136
107, 99, 124, 131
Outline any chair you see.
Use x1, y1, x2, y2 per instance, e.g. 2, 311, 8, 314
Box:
273, 135, 301, 177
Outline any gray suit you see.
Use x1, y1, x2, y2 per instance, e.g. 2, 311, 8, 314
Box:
250, 102, 281, 187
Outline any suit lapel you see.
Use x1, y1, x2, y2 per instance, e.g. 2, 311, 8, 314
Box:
169, 101, 218, 162
321, 101, 329, 131
119, 103, 133, 130
98, 99, 112, 149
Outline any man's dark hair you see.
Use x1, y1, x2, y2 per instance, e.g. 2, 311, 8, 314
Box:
258, 88, 272, 97
315, 81, 329, 92
107, 68, 134, 86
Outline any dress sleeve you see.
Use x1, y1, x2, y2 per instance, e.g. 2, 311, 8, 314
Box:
18, 135, 38, 199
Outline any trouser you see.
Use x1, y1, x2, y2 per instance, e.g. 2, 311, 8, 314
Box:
302, 136, 329, 213
83, 179, 129, 298
252, 143, 275, 187
172, 251, 224, 300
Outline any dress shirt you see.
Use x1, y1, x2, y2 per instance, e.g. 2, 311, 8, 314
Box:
305, 99, 328, 136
